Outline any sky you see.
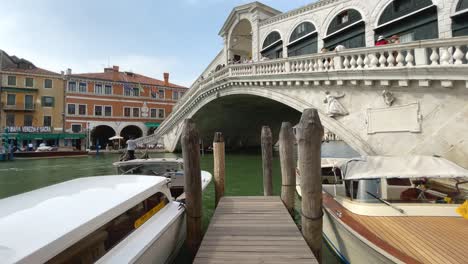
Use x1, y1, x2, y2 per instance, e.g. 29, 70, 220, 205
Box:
0, 0, 315, 87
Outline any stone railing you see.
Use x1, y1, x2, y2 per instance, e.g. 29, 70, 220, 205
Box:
136, 36, 468, 145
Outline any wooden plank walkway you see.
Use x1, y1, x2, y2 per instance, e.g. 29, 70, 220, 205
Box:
194, 196, 318, 264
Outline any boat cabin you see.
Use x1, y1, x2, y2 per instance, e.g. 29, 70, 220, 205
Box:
0, 176, 174, 264
325, 156, 468, 206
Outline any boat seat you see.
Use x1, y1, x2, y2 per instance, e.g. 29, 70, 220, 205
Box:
46, 230, 108, 264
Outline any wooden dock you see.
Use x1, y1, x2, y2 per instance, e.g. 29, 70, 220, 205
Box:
193, 196, 318, 264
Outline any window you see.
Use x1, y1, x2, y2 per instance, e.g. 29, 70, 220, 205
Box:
124, 107, 131, 117
25, 95, 34, 110
95, 106, 103, 116
44, 79, 53, 89
6, 94, 16, 105
71, 124, 82, 133
132, 107, 139, 117
150, 109, 157, 118
25, 77, 34, 87
338, 11, 349, 24
67, 104, 76, 115
7, 76, 16, 86
68, 81, 77, 92
42, 96, 54, 107
124, 88, 132, 96
104, 106, 112, 117
105, 85, 112, 95
79, 82, 87, 93
172, 91, 179, 100
151, 89, 157, 99
400, 32, 414, 43
393, 0, 411, 12
24, 115, 33, 126
133, 87, 140, 97
180, 92, 185, 98
158, 109, 165, 119
43, 116, 52, 127
6, 114, 15, 126
158, 89, 165, 99
95, 83, 103, 94
78, 104, 86, 115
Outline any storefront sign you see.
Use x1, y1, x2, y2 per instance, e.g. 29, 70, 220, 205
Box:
6, 126, 52, 133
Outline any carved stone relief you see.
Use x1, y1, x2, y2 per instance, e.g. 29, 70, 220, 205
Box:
324, 91, 348, 117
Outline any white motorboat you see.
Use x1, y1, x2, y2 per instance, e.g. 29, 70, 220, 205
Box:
0, 173, 212, 264
296, 155, 468, 264
113, 158, 186, 198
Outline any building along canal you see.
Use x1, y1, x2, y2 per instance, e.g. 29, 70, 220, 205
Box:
0, 141, 358, 263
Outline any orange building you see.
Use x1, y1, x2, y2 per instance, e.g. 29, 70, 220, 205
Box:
65, 66, 187, 149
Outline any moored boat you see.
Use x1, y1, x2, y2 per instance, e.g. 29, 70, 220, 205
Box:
296, 156, 468, 264
0, 173, 212, 264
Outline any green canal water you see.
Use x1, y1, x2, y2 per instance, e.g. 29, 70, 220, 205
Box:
0, 141, 358, 263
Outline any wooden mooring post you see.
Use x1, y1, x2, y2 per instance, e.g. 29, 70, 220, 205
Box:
181, 119, 203, 260
213, 132, 225, 207
279, 122, 295, 215
296, 109, 324, 262
261, 126, 273, 196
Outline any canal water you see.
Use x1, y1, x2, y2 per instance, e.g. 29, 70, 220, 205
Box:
0, 141, 359, 263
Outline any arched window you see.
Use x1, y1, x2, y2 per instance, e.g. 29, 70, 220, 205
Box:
261, 31, 283, 59
375, 0, 437, 43
323, 9, 365, 50
453, 0, 468, 36
288, 22, 318, 57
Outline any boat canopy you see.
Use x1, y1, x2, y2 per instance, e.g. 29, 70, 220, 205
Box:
0, 175, 169, 264
112, 158, 183, 167
341, 156, 468, 180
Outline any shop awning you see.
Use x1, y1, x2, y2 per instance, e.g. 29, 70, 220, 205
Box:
145, 122, 160, 128
12, 133, 87, 140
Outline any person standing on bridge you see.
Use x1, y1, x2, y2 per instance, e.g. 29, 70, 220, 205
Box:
126, 136, 137, 160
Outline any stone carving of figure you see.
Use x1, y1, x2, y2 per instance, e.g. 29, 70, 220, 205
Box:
324, 91, 348, 117
382, 90, 395, 106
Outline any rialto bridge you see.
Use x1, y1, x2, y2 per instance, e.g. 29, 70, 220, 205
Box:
137, 0, 468, 168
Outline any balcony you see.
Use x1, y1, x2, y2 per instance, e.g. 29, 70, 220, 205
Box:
2, 103, 36, 111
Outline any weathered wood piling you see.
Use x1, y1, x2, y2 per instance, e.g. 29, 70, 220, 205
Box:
296, 109, 324, 262
181, 118, 203, 259
213, 132, 225, 207
261, 126, 273, 196
279, 122, 296, 216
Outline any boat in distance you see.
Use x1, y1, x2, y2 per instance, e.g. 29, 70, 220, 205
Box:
0, 173, 212, 264
296, 155, 468, 264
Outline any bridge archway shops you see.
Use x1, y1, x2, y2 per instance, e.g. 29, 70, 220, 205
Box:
261, 31, 283, 59
452, 0, 468, 36
324, 9, 366, 50
90, 125, 116, 149
120, 125, 143, 145
287, 22, 318, 57
375, 0, 438, 43
229, 19, 253, 63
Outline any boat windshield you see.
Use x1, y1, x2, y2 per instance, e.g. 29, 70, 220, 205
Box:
347, 179, 382, 203
119, 162, 182, 176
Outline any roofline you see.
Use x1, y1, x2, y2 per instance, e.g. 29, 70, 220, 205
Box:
0, 69, 63, 78
218, 1, 282, 36
68, 74, 188, 89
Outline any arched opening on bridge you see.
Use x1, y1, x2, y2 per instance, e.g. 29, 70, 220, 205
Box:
261, 31, 283, 59
288, 22, 318, 57
452, 0, 468, 36
375, 0, 438, 43
324, 9, 365, 50
91, 125, 115, 149
189, 94, 360, 157
229, 19, 253, 63
120, 125, 143, 145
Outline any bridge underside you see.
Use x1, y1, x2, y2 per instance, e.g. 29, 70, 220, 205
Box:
189, 95, 302, 151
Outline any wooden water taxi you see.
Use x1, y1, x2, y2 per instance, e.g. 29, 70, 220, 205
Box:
0, 174, 212, 264
297, 156, 468, 264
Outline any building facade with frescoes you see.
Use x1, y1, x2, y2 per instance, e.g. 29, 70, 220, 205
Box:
65, 66, 187, 149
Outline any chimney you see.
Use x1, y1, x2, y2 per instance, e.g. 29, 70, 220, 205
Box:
66, 68, 72, 75
112, 65, 119, 81
163, 72, 169, 86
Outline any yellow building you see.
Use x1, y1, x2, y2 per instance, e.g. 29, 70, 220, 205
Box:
0, 50, 75, 148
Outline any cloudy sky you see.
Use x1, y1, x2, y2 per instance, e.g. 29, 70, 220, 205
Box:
1, 0, 315, 86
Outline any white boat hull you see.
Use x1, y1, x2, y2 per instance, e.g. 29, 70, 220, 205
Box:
322, 208, 399, 264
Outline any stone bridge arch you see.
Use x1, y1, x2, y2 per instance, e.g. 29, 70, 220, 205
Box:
164, 86, 375, 156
